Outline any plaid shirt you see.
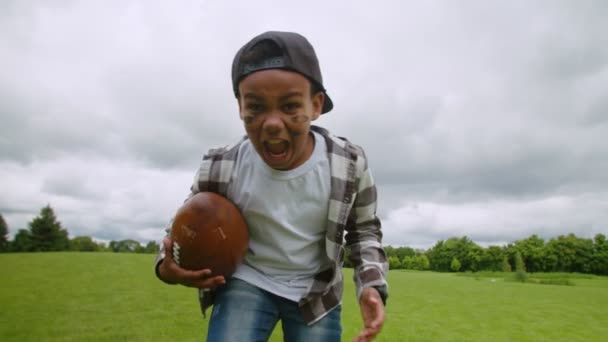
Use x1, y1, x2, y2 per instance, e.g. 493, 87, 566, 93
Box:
156, 125, 388, 325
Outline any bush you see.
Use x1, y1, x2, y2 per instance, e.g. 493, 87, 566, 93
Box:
514, 270, 529, 282
511, 251, 528, 282
537, 279, 574, 286
450, 257, 461, 272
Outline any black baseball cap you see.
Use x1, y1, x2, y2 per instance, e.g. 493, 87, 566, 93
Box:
231, 31, 334, 114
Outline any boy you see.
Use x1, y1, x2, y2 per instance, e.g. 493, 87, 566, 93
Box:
155, 31, 388, 342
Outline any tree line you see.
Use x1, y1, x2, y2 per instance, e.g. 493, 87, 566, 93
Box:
1, 206, 607, 276
0, 205, 159, 254
376, 234, 608, 276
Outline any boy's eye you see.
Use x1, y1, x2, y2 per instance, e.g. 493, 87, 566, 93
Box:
246, 103, 264, 112
283, 103, 300, 113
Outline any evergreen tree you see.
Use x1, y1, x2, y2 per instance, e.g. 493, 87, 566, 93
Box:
0, 214, 8, 252
502, 255, 512, 272
12, 229, 33, 252
514, 251, 528, 282
29, 205, 69, 251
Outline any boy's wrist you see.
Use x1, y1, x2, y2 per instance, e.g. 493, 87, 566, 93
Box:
155, 258, 177, 285
371, 285, 388, 306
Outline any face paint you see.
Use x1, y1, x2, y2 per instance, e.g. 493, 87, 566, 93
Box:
243, 115, 256, 125
238, 69, 321, 170
290, 114, 310, 124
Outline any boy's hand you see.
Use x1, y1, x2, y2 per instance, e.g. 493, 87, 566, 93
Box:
354, 287, 385, 342
158, 237, 226, 289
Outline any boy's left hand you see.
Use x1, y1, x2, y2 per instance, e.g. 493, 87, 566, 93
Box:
355, 287, 385, 342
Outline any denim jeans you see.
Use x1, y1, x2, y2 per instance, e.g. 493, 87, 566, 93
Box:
206, 278, 342, 342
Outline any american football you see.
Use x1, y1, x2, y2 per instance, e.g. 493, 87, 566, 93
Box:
169, 192, 248, 278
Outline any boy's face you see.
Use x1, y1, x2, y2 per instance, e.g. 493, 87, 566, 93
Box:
238, 69, 324, 170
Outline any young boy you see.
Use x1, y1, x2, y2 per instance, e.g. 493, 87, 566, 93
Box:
155, 31, 388, 342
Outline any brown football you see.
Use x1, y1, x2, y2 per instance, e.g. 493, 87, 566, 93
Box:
169, 192, 248, 278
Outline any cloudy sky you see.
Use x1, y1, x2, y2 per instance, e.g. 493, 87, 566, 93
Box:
1, 0, 607, 249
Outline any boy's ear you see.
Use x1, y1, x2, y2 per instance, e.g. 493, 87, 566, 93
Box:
311, 92, 324, 121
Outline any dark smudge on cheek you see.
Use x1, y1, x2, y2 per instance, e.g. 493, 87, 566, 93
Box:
243, 115, 255, 125
290, 114, 310, 124
290, 126, 309, 137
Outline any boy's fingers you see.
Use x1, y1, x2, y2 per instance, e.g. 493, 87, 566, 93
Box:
190, 275, 225, 289
205, 276, 226, 288
191, 268, 212, 278
160, 237, 225, 289
355, 327, 379, 341
180, 268, 212, 282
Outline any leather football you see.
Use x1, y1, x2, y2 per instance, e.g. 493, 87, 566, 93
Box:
170, 192, 248, 278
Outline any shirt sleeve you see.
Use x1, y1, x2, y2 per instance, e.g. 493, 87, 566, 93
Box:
345, 153, 389, 305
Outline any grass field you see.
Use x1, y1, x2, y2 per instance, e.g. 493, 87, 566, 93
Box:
1, 253, 607, 341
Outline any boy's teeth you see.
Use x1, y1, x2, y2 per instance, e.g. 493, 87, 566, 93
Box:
266, 140, 287, 154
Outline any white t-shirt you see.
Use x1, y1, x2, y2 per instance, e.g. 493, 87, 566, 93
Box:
227, 131, 332, 301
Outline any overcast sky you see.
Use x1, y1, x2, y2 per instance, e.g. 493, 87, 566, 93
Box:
1, 0, 607, 249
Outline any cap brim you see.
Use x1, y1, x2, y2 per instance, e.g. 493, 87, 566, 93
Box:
321, 92, 333, 114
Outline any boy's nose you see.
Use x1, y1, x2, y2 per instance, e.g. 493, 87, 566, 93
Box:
262, 111, 285, 135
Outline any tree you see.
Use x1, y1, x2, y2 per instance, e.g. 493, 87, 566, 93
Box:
514, 251, 526, 273
28, 205, 69, 251
401, 256, 413, 269
514, 235, 546, 272
502, 256, 512, 272
96, 241, 110, 252
450, 257, 461, 272
480, 245, 505, 271
427, 240, 452, 272
514, 251, 528, 282
545, 234, 593, 273
0, 214, 8, 252
109, 239, 142, 253
394, 246, 417, 260
143, 241, 159, 254
69, 236, 99, 252
412, 254, 430, 270
388, 256, 402, 269
426, 236, 482, 272
591, 234, 608, 275
12, 229, 33, 252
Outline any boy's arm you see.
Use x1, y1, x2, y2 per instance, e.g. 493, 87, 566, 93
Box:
154, 185, 197, 284
154, 158, 224, 288
156, 236, 225, 289
345, 156, 389, 304
346, 155, 388, 341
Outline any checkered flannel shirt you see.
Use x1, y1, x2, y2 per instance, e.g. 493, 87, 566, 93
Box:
155, 125, 388, 325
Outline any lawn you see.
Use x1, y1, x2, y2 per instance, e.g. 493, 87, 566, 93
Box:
1, 253, 606, 341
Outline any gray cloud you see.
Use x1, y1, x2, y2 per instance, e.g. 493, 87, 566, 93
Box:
1, 1, 607, 248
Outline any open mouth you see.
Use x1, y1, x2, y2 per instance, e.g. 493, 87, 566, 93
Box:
263, 139, 289, 161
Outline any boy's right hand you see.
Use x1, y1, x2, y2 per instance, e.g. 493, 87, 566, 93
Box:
158, 237, 226, 289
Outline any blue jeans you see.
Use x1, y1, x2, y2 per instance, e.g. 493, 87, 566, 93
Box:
206, 278, 342, 342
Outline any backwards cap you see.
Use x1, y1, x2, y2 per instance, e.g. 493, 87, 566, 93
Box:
231, 31, 334, 114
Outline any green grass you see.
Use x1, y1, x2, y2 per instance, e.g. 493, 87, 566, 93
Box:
1, 253, 607, 341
